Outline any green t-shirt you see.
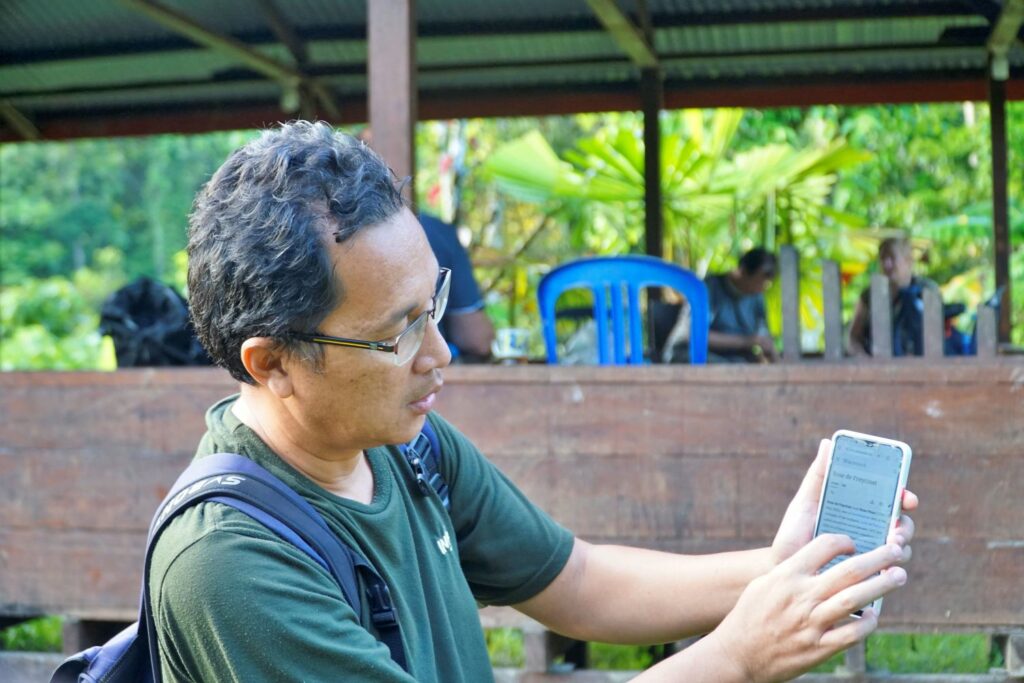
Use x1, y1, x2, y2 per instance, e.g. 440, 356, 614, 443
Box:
150, 396, 574, 682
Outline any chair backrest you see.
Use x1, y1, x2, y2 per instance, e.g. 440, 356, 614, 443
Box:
538, 255, 708, 365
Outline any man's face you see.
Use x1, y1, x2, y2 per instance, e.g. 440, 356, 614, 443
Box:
738, 268, 775, 295
281, 208, 451, 453
880, 245, 913, 288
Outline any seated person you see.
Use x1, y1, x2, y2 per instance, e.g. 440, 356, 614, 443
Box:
704, 248, 779, 363
420, 214, 495, 361
848, 237, 940, 357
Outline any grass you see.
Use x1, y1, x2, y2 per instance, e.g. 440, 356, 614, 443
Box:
0, 616, 63, 652
482, 631, 1004, 674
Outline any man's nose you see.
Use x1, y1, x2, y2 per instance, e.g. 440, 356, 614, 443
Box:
412, 319, 452, 372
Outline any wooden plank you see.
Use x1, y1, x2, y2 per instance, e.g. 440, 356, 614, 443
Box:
438, 375, 1024, 459
922, 287, 945, 359
821, 259, 844, 361
1, 367, 1023, 629
368, 0, 416, 194
0, 653, 66, 683
5, 517, 1022, 627
0, 528, 144, 621
780, 245, 802, 361
978, 305, 998, 358
870, 273, 893, 358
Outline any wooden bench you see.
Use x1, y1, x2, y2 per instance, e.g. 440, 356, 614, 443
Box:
2, 363, 1022, 681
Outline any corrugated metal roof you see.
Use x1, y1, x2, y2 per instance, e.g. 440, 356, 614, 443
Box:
1, 0, 1020, 140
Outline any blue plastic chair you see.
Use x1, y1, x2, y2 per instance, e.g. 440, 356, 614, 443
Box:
538, 255, 709, 365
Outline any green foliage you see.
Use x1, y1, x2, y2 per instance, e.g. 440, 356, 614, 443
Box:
0, 616, 63, 652
588, 642, 655, 670
867, 633, 996, 673
0, 262, 122, 370
484, 628, 524, 668
1, 130, 260, 369
3, 104, 1022, 359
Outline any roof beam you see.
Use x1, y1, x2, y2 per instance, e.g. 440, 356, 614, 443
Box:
7, 76, 1024, 142
115, 0, 339, 118
255, 0, 309, 67
0, 101, 41, 141
253, 0, 340, 118
987, 0, 1024, 57
584, 0, 658, 68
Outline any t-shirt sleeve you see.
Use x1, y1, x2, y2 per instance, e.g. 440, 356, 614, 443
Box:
755, 294, 770, 337
151, 505, 416, 683
427, 414, 575, 606
704, 275, 724, 328
419, 215, 483, 314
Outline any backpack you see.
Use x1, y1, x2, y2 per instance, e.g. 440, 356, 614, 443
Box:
51, 421, 448, 683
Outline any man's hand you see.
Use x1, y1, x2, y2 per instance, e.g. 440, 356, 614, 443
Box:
771, 439, 918, 567
704, 534, 908, 682
636, 533, 911, 683
753, 334, 779, 363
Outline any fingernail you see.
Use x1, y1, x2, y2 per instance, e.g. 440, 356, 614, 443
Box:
891, 567, 907, 585
891, 544, 903, 559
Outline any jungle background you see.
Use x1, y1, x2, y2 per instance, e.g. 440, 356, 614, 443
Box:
2, 102, 1022, 370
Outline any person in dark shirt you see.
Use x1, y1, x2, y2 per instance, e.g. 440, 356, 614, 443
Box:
419, 214, 495, 362
848, 237, 940, 357
705, 248, 779, 363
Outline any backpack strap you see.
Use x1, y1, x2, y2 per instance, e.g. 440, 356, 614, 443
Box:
401, 418, 450, 511
142, 453, 409, 676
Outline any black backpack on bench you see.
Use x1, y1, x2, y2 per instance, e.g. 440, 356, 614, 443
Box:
51, 423, 449, 683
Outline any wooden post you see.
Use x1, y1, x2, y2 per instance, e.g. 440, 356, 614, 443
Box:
990, 56, 1012, 343
977, 305, 998, 358
642, 69, 663, 259
368, 0, 416, 199
870, 274, 892, 359
524, 630, 584, 673
62, 619, 130, 654
922, 287, 944, 359
780, 245, 801, 361
841, 640, 867, 675
821, 259, 843, 361
1003, 633, 1024, 677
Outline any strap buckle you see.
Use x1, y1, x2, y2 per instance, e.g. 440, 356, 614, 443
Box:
368, 582, 398, 629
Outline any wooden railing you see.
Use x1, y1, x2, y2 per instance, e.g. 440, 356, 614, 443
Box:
776, 245, 1002, 361
1, 364, 1022, 681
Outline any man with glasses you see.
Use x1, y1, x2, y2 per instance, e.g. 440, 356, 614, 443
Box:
157, 122, 917, 682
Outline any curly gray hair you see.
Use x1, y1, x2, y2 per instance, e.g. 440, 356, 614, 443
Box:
187, 121, 407, 383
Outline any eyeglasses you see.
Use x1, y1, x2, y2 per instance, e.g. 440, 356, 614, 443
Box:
291, 268, 450, 366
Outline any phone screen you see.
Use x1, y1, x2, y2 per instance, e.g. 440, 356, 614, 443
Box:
815, 434, 904, 571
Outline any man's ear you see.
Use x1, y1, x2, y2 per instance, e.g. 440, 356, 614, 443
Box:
240, 338, 294, 399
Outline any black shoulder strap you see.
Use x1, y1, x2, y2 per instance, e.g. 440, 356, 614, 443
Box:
142, 453, 408, 676
401, 418, 450, 510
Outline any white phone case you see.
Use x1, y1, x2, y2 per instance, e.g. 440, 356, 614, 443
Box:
813, 429, 912, 615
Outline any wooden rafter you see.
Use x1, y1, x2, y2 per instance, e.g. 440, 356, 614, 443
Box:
0, 101, 41, 141
584, 0, 658, 68
987, 0, 1024, 56
115, 0, 339, 118
253, 0, 340, 119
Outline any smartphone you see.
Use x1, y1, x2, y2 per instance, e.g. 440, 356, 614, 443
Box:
813, 429, 912, 615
